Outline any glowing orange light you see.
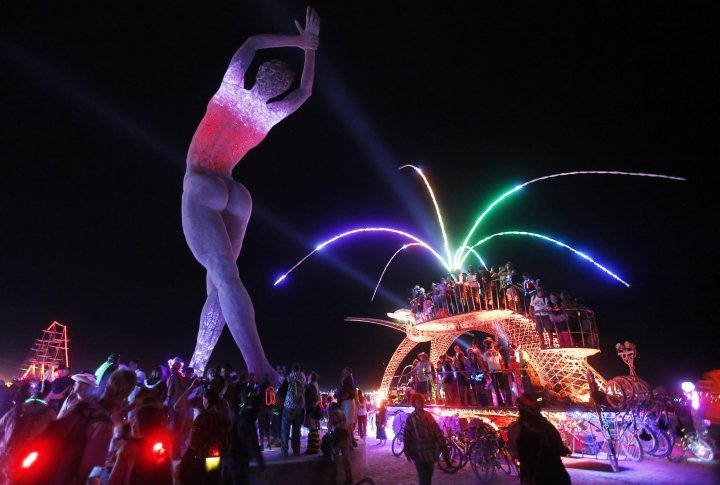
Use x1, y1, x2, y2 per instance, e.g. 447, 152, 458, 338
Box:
152, 442, 164, 453
22, 451, 38, 468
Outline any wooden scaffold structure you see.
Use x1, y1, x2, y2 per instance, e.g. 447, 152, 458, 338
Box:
19, 321, 70, 380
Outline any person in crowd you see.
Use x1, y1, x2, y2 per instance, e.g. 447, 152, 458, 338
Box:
495, 342, 515, 406
467, 352, 488, 406
414, 352, 433, 400
96, 354, 122, 394
483, 340, 506, 407
560, 291, 579, 347
337, 367, 358, 448
32, 369, 137, 484
174, 377, 231, 424
403, 392, 445, 485
127, 360, 146, 386
422, 293, 434, 321
548, 291, 571, 348
356, 390, 368, 440
375, 398, 388, 446
441, 355, 456, 406
166, 357, 190, 460
143, 365, 168, 404
258, 375, 275, 450
58, 372, 98, 418
499, 262, 520, 312
106, 404, 172, 485
224, 380, 266, 483
304, 371, 321, 454
508, 353, 523, 398
467, 266, 481, 310
529, 287, 552, 348
466, 338, 483, 362
453, 346, 470, 405
328, 401, 353, 485
457, 272, 469, 312
507, 393, 571, 484
280, 363, 306, 457
44, 364, 74, 413
176, 388, 232, 484
478, 269, 493, 309
0, 380, 57, 480
520, 273, 537, 314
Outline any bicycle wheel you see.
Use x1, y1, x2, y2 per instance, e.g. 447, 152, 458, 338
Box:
469, 442, 496, 483
619, 431, 644, 462
498, 447, 516, 475
687, 437, 714, 461
391, 434, 404, 456
649, 429, 673, 459
638, 424, 659, 455
437, 442, 462, 474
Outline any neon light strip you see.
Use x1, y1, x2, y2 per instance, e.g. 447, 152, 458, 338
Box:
455, 245, 488, 270
273, 227, 449, 286
399, 165, 452, 268
371, 243, 423, 301
455, 171, 686, 268
462, 231, 630, 287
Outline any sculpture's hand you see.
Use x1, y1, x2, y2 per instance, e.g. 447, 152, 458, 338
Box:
294, 6, 320, 49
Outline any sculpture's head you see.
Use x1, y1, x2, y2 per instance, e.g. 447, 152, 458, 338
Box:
255, 59, 295, 99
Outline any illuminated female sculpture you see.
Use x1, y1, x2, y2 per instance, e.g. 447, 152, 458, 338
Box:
183, 7, 320, 379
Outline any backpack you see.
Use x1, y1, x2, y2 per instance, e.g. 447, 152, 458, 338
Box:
9, 400, 112, 485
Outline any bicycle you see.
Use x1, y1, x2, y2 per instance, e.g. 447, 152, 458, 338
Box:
390, 410, 407, 457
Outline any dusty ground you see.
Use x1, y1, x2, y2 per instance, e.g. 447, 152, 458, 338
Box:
255, 434, 719, 484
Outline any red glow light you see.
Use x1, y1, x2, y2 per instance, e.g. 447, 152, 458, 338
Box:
21, 451, 38, 468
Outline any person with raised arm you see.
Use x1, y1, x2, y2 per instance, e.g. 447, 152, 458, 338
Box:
182, 7, 320, 382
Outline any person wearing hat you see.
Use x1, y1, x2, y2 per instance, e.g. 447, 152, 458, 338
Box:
414, 352, 433, 400
403, 392, 445, 485
57, 372, 99, 418
507, 393, 571, 485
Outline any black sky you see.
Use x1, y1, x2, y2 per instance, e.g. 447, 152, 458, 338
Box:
0, 2, 717, 391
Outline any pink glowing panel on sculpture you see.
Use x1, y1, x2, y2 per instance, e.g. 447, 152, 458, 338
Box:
186, 70, 287, 174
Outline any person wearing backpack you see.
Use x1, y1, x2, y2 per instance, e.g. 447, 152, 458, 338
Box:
8, 369, 137, 485
0, 383, 57, 483
280, 363, 305, 457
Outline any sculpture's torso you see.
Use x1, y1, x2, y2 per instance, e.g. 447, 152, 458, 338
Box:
186, 79, 285, 177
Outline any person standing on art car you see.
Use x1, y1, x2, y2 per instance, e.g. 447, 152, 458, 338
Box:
520, 273, 538, 314
547, 292, 572, 348
507, 393, 571, 485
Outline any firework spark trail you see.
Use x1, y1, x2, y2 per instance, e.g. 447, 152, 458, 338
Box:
399, 165, 453, 268
454, 171, 686, 269
273, 227, 450, 286
371, 243, 423, 301
462, 230, 630, 287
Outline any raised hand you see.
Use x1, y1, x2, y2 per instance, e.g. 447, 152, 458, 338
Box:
294, 6, 320, 50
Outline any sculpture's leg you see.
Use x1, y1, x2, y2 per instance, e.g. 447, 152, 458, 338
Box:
188, 282, 224, 374
182, 174, 279, 383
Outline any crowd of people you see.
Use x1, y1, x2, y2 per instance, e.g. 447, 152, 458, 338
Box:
0, 357, 384, 485
403, 337, 527, 409
407, 261, 598, 350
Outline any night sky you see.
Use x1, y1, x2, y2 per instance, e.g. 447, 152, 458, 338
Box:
1, 2, 716, 392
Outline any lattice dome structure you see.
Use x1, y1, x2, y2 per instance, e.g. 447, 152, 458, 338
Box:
347, 308, 605, 403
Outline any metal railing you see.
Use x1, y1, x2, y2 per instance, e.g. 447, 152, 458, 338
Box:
388, 368, 528, 407
406, 280, 600, 351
